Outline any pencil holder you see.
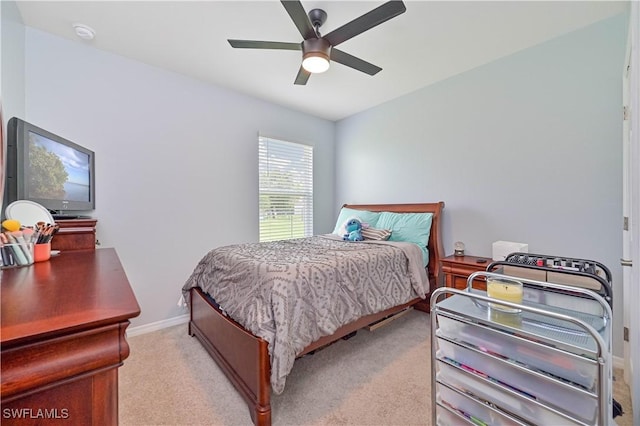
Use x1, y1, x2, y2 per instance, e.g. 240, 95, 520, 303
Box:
0, 243, 34, 268
34, 242, 51, 262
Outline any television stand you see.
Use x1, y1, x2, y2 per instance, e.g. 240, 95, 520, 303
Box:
52, 214, 92, 220
52, 218, 98, 251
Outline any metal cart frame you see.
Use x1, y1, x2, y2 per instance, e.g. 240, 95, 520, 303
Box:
431, 271, 613, 425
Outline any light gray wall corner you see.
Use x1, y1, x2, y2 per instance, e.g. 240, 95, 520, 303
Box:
336, 13, 628, 357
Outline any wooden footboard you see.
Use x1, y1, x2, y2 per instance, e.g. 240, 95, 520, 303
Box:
190, 288, 427, 425
189, 287, 271, 426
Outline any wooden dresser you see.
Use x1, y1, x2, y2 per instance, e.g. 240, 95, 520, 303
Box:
1, 248, 140, 425
441, 254, 493, 291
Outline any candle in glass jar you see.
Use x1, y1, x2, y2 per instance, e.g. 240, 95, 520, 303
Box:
487, 277, 523, 313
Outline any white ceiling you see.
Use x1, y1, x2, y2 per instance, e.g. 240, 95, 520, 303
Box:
15, 1, 627, 121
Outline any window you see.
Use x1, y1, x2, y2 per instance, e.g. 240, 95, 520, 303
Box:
259, 136, 313, 242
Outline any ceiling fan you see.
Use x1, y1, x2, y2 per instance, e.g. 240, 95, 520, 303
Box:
228, 1, 407, 85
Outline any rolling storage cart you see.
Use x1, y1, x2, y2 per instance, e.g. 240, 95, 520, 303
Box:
430, 270, 613, 425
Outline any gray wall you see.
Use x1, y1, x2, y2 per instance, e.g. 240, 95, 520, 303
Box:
336, 13, 628, 355
18, 27, 335, 327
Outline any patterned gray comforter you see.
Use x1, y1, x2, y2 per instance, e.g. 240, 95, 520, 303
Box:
182, 234, 429, 394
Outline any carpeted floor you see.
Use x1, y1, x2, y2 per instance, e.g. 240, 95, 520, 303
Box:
119, 310, 634, 425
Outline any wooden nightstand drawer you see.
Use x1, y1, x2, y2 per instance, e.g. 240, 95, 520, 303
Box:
441, 255, 492, 291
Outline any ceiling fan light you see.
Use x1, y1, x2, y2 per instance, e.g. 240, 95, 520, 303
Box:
302, 53, 330, 73
302, 38, 331, 74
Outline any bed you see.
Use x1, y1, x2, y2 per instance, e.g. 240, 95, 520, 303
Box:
182, 202, 445, 425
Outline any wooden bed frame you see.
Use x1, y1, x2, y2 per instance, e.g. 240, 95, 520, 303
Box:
188, 202, 445, 425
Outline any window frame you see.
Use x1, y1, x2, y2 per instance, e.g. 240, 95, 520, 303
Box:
258, 135, 313, 242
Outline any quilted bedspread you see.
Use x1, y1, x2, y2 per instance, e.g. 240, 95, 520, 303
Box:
182, 234, 429, 394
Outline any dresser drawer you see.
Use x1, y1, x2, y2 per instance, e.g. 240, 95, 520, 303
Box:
441, 255, 490, 291
449, 274, 486, 291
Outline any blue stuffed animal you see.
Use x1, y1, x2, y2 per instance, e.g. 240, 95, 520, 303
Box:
343, 218, 363, 241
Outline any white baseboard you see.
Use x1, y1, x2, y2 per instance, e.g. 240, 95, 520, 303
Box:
613, 355, 625, 371
124, 315, 629, 374
126, 313, 190, 337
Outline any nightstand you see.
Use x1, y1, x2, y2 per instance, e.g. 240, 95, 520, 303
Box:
441, 254, 493, 291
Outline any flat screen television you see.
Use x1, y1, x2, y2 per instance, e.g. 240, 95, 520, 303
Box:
3, 117, 95, 218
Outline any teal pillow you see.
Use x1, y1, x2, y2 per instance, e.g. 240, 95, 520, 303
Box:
375, 212, 433, 267
332, 207, 380, 235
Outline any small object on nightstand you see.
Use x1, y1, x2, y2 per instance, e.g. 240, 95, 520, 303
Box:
476, 258, 487, 264
454, 241, 465, 256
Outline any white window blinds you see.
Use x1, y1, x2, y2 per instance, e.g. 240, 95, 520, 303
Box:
259, 136, 313, 242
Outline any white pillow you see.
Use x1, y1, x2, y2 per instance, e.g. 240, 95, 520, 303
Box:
332, 208, 380, 235
361, 227, 392, 241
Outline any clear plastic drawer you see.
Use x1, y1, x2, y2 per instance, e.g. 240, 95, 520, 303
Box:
437, 336, 597, 424
437, 359, 583, 425
436, 404, 469, 426
437, 312, 598, 390
436, 382, 525, 426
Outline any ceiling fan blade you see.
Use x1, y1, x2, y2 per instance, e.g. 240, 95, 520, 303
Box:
228, 40, 301, 50
281, 0, 316, 40
324, 1, 406, 47
294, 66, 311, 85
330, 49, 382, 76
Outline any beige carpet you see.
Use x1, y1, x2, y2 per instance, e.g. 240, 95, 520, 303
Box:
119, 310, 634, 425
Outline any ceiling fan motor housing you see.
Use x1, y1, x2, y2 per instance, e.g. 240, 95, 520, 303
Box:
308, 8, 327, 30
303, 38, 331, 59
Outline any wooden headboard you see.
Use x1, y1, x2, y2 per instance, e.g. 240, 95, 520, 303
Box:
341, 202, 445, 289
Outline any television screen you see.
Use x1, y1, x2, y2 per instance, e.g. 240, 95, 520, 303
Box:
27, 130, 92, 203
